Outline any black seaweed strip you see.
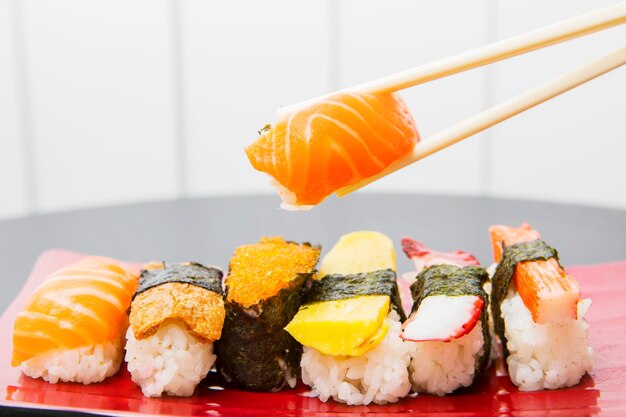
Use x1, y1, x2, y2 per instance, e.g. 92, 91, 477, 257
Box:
304, 269, 407, 322
490, 239, 560, 357
410, 264, 491, 375
134, 262, 224, 298
217, 272, 313, 391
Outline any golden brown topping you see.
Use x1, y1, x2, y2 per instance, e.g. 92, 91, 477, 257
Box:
129, 282, 225, 342
226, 236, 320, 307
142, 261, 166, 271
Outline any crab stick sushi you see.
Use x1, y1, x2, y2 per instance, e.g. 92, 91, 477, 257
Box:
12, 257, 138, 384
401, 238, 491, 396
124, 262, 225, 397
245, 92, 419, 210
217, 237, 320, 391
285, 231, 411, 405
489, 223, 593, 391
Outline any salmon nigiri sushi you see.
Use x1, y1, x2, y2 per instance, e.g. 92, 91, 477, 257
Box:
12, 256, 138, 384
245, 92, 419, 210
489, 223, 593, 391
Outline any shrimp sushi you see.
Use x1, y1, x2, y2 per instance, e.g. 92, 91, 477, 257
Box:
12, 256, 138, 384
124, 262, 225, 397
285, 231, 411, 405
401, 238, 491, 396
489, 223, 593, 391
217, 237, 320, 391
245, 92, 419, 209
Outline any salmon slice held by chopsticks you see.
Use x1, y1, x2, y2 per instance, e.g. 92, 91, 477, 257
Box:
245, 92, 419, 209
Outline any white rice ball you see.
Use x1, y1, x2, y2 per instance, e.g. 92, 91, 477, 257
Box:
502, 291, 593, 391
125, 323, 216, 397
300, 311, 412, 405
21, 338, 123, 384
408, 320, 484, 396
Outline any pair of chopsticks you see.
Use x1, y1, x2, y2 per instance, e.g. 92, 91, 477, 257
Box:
282, 2, 626, 197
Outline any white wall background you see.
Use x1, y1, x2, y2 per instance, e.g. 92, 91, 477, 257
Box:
0, 0, 624, 220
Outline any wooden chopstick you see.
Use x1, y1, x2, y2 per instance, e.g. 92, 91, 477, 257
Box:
335, 45, 626, 197
279, 1, 626, 115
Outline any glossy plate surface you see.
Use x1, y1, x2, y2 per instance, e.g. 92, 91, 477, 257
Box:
1, 249, 625, 416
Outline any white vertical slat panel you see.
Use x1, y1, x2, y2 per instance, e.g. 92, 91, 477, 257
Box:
490, 1, 626, 209
181, 0, 331, 195
0, 0, 28, 219
21, 0, 178, 212
340, 0, 491, 195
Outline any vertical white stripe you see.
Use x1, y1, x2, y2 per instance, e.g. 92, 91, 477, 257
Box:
10, 0, 37, 214
170, 0, 186, 198
479, 0, 499, 197
328, 0, 341, 92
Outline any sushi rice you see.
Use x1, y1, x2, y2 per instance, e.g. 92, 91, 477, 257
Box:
125, 323, 216, 397
408, 320, 484, 396
300, 311, 411, 405
21, 338, 124, 385
501, 290, 594, 391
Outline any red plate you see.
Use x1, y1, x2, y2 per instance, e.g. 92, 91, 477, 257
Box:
1, 249, 625, 416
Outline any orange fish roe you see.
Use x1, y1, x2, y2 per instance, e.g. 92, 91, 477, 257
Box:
226, 237, 320, 307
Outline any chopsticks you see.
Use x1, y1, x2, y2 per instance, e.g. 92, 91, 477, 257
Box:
336, 45, 626, 197
280, 1, 626, 114
298, 2, 626, 198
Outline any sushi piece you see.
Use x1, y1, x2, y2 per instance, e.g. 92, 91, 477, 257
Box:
317, 229, 398, 277
245, 92, 419, 210
489, 223, 593, 391
217, 237, 320, 391
12, 256, 138, 384
402, 237, 481, 272
285, 231, 411, 405
401, 238, 491, 396
124, 262, 225, 397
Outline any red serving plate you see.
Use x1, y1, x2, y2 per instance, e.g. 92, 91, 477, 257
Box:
1, 249, 626, 416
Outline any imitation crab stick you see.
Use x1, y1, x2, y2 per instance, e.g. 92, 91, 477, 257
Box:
245, 92, 419, 210
489, 224, 593, 391
489, 223, 580, 324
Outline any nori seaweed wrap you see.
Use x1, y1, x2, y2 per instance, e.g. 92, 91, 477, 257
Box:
490, 239, 560, 357
216, 237, 320, 391
130, 262, 225, 341
409, 264, 491, 375
126, 262, 226, 397
304, 269, 407, 322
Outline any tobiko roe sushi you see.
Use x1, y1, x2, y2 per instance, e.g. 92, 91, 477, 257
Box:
489, 223, 593, 391
245, 92, 419, 209
286, 231, 411, 405
12, 256, 138, 384
217, 237, 320, 391
401, 238, 491, 396
124, 262, 225, 397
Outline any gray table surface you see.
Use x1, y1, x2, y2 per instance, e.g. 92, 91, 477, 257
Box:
1, 193, 625, 312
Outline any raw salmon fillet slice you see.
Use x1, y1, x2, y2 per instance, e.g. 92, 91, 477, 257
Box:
245, 91, 419, 208
12, 256, 138, 366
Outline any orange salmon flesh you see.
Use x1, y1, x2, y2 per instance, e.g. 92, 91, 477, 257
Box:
245, 91, 419, 207
12, 257, 138, 366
